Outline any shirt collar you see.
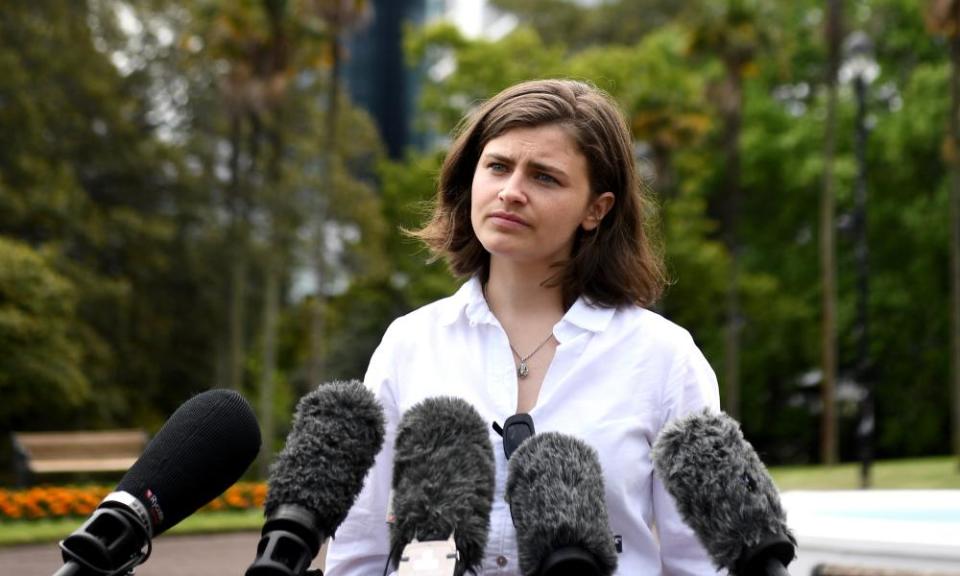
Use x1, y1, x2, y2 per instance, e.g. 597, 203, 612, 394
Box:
438, 276, 492, 326
439, 276, 616, 336
560, 295, 616, 334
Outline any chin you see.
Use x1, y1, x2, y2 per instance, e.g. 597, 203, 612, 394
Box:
477, 234, 513, 255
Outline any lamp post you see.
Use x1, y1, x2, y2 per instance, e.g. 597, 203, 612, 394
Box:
840, 31, 880, 489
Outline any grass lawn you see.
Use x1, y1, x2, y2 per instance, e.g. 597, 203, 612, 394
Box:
0, 509, 264, 547
1, 456, 957, 547
769, 455, 960, 491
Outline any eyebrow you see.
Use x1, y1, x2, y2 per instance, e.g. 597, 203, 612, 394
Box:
482, 152, 569, 180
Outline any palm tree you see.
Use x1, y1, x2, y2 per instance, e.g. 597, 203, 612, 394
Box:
685, 0, 772, 419
206, 0, 299, 474
820, 0, 843, 465
926, 0, 960, 470
304, 0, 371, 390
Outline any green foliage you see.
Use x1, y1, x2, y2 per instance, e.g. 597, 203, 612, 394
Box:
490, 0, 685, 50
0, 238, 89, 426
864, 60, 951, 456
683, 0, 781, 73
0, 0, 957, 469
377, 151, 459, 306
567, 27, 712, 164
408, 23, 565, 135
484, 0, 958, 463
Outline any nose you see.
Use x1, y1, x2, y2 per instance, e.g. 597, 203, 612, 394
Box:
498, 172, 527, 204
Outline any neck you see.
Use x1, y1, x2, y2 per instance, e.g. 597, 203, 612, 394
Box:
484, 257, 566, 321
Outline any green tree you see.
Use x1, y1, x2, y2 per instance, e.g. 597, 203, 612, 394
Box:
303, 0, 374, 390
927, 0, 960, 470
566, 26, 712, 197
407, 23, 566, 136
492, 0, 685, 50
820, 0, 844, 465
684, 0, 778, 420
0, 237, 89, 427
0, 0, 218, 428
185, 0, 386, 470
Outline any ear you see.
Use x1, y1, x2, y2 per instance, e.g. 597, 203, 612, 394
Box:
581, 192, 615, 231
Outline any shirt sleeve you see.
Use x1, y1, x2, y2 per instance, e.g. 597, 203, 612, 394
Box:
324, 321, 402, 576
651, 333, 724, 576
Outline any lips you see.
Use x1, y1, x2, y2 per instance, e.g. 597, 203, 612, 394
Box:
489, 210, 530, 227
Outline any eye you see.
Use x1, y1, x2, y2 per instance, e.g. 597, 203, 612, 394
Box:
487, 162, 508, 173
534, 172, 559, 185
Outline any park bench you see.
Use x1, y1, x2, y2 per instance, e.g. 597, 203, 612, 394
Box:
11, 429, 148, 486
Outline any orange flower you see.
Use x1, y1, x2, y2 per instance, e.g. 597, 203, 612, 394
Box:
0, 482, 270, 521
252, 484, 267, 508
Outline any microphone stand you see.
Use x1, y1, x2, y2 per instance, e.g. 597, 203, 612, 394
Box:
52, 501, 151, 576
735, 536, 795, 576
539, 547, 604, 576
760, 556, 791, 576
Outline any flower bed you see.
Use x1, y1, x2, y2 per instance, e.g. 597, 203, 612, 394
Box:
0, 482, 267, 521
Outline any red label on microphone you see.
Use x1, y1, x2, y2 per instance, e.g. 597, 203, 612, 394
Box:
144, 488, 165, 527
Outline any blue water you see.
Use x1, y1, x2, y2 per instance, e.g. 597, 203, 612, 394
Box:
822, 509, 960, 523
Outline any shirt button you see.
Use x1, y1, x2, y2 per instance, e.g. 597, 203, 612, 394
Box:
496, 555, 508, 567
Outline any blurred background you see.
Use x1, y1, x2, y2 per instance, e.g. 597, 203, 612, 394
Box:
1, 0, 959, 491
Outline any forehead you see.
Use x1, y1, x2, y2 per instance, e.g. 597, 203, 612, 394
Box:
480, 124, 583, 162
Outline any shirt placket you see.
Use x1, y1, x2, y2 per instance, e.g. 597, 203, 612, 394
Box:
476, 317, 524, 574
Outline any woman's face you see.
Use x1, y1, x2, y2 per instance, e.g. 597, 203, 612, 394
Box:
470, 124, 613, 268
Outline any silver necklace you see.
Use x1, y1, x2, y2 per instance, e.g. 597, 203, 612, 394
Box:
509, 332, 554, 379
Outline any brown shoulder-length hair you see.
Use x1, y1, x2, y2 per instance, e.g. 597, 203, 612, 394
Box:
411, 78, 666, 309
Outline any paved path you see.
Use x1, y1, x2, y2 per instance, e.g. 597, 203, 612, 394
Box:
0, 531, 287, 575
9, 491, 960, 576
782, 490, 960, 575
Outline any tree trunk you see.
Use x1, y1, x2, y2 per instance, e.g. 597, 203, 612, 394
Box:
307, 24, 343, 390
949, 0, 960, 472
258, 113, 285, 480
256, 0, 291, 476
228, 253, 248, 391
722, 68, 744, 420
820, 0, 843, 466
227, 112, 248, 392
259, 260, 279, 478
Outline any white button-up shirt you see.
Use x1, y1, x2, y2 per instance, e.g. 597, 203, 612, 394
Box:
325, 277, 722, 575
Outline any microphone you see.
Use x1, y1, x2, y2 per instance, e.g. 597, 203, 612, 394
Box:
505, 432, 618, 576
389, 397, 495, 576
651, 410, 796, 576
54, 388, 261, 576
245, 380, 386, 576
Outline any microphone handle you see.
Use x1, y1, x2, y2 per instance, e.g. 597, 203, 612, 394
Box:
762, 557, 790, 576
52, 562, 81, 576
52, 561, 136, 576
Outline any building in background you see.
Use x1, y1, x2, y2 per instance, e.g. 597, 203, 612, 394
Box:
344, 0, 422, 159
344, 0, 515, 158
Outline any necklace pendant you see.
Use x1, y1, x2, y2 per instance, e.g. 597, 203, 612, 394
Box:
517, 361, 529, 379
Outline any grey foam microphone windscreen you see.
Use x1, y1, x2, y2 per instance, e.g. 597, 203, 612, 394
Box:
651, 410, 796, 575
389, 396, 495, 574
505, 432, 618, 576
265, 380, 386, 535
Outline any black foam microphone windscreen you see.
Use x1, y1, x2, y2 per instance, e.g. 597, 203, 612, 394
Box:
118, 388, 262, 533
505, 432, 618, 576
390, 396, 495, 575
651, 410, 796, 576
54, 389, 261, 576
246, 380, 386, 576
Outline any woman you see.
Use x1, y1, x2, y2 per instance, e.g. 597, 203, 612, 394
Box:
325, 79, 721, 575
